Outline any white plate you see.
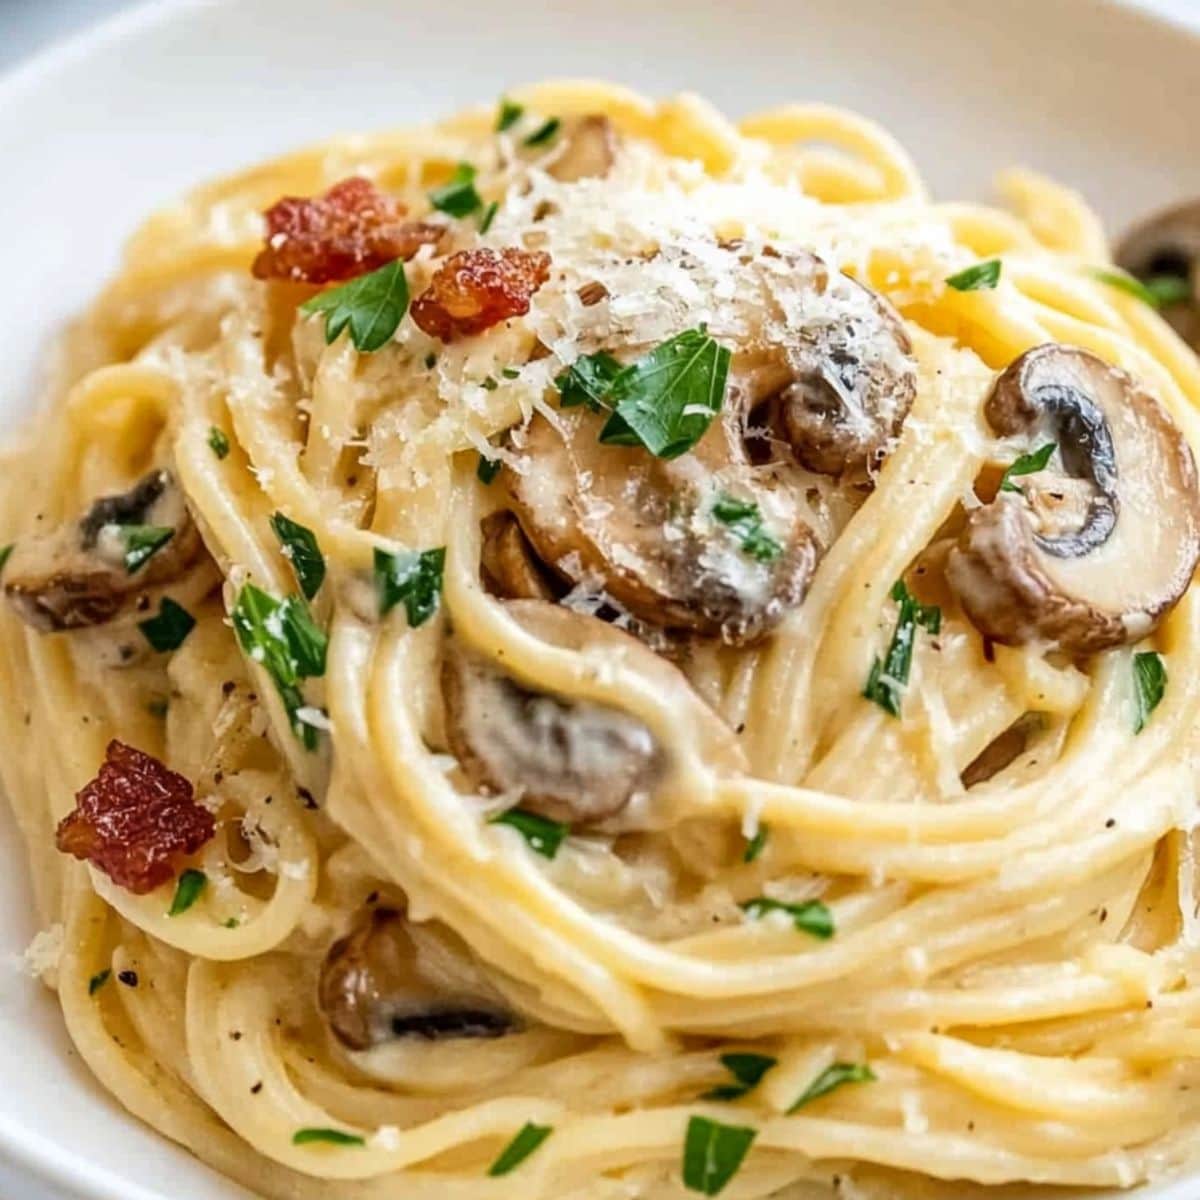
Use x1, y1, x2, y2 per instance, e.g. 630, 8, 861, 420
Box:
1, 1, 1199, 1197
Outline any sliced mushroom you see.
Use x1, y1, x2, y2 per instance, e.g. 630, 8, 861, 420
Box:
960, 712, 1044, 789
947, 345, 1200, 655
546, 115, 618, 183
442, 600, 743, 826
1116, 200, 1200, 350
319, 908, 516, 1051
479, 510, 559, 601
4, 470, 202, 632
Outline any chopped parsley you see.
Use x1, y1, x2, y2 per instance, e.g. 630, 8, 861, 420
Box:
1133, 651, 1166, 734
556, 350, 623, 410
232, 584, 328, 749
490, 807, 568, 859
428, 162, 483, 219
88, 969, 111, 996
208, 427, 230, 460
168, 868, 206, 916
481, 376, 499, 391
300, 259, 409, 353
712, 494, 782, 563
742, 825, 769, 864
292, 1128, 366, 1148
946, 259, 1002, 291
1091, 267, 1190, 310
862, 580, 941, 717
138, 597, 196, 653
487, 1122, 553, 1176
787, 1062, 876, 1112
999, 442, 1056, 494
223, 917, 241, 929
740, 897, 834, 940
702, 1053, 777, 1101
501, 367, 521, 380
496, 98, 524, 132
373, 546, 445, 627
682, 1116, 756, 1196
0, 543, 11, 573
477, 454, 502, 485
524, 116, 561, 147
120, 524, 174, 574
479, 200, 499, 234
270, 512, 326, 600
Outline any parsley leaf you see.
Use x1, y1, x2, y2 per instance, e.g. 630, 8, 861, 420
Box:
374, 547, 445, 627
487, 1122, 553, 1176
863, 580, 941, 717
712, 494, 782, 562
1133, 651, 1167, 734
999, 442, 1056, 494
787, 1062, 876, 1112
742, 825, 769, 864
88, 969, 111, 996
120, 524, 174, 573
479, 200, 499, 233
428, 162, 482, 219
477, 453, 502, 484
555, 351, 623, 411
300, 259, 409, 353
490, 807, 569, 859
946, 259, 1002, 291
496, 98, 524, 132
208, 427, 230, 460
1091, 267, 1191, 310
0, 543, 14, 573
524, 117, 561, 147
292, 1128, 366, 1148
740, 897, 834, 940
596, 329, 731, 459
682, 1116, 756, 1196
270, 512, 326, 599
168, 868, 206, 916
138, 598, 195, 653
702, 1053, 778, 1101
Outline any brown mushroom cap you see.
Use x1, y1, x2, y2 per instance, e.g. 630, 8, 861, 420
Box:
1116, 200, 1200, 350
947, 345, 1200, 655
442, 600, 743, 826
319, 908, 516, 1051
4, 470, 202, 633
478, 510, 559, 602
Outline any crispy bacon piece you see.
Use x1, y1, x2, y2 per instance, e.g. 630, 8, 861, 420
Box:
411, 248, 552, 342
252, 177, 445, 284
56, 741, 214, 895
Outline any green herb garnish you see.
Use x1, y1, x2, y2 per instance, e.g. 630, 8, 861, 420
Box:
428, 162, 482, 219
946, 259, 1002, 291
1091, 267, 1190, 310
1133, 651, 1167, 734
88, 969, 111, 996
479, 200, 499, 234
292, 1128, 366, 1148
742, 825, 769, 864
223, 917, 240, 929
270, 512, 326, 600
168, 869, 206, 916
120, 525, 174, 573
682, 1116, 756, 1196
138, 598, 196, 653
787, 1062, 876, 1112
862, 580, 941, 717
373, 547, 445, 627
555, 350, 623, 411
496, 98, 524, 132
702, 1053, 778, 1102
477, 454, 502, 484
487, 1122, 553, 1176
147, 697, 169, 719
300, 259, 409, 353
524, 117, 561, 147
490, 807, 569, 859
0, 543, 13, 573
501, 367, 520, 380
208, 427, 230, 460
712, 494, 782, 563
999, 442, 1056, 494
740, 897, 834, 940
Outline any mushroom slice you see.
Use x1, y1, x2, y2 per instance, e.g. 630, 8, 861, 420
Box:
1116, 200, 1200, 350
479, 510, 559, 601
442, 601, 743, 826
947, 344, 1200, 655
769, 250, 917, 477
319, 908, 516, 1051
507, 409, 817, 645
960, 713, 1043, 789
545, 115, 618, 183
4, 469, 202, 633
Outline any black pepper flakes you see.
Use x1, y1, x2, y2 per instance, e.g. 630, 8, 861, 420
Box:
117, 970, 139, 988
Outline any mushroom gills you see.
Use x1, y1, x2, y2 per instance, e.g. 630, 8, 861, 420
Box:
319, 908, 517, 1052
947, 344, 1200, 655
4, 469, 202, 633
1116, 200, 1200, 351
479, 510, 560, 602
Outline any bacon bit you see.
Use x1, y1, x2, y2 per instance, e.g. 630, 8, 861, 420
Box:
411, 248, 551, 341
56, 741, 214, 895
251, 177, 445, 284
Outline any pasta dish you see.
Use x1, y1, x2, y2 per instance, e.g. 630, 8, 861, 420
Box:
4, 80, 1200, 1199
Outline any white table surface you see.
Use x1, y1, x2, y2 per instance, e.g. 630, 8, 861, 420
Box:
0, 0, 1196, 1196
